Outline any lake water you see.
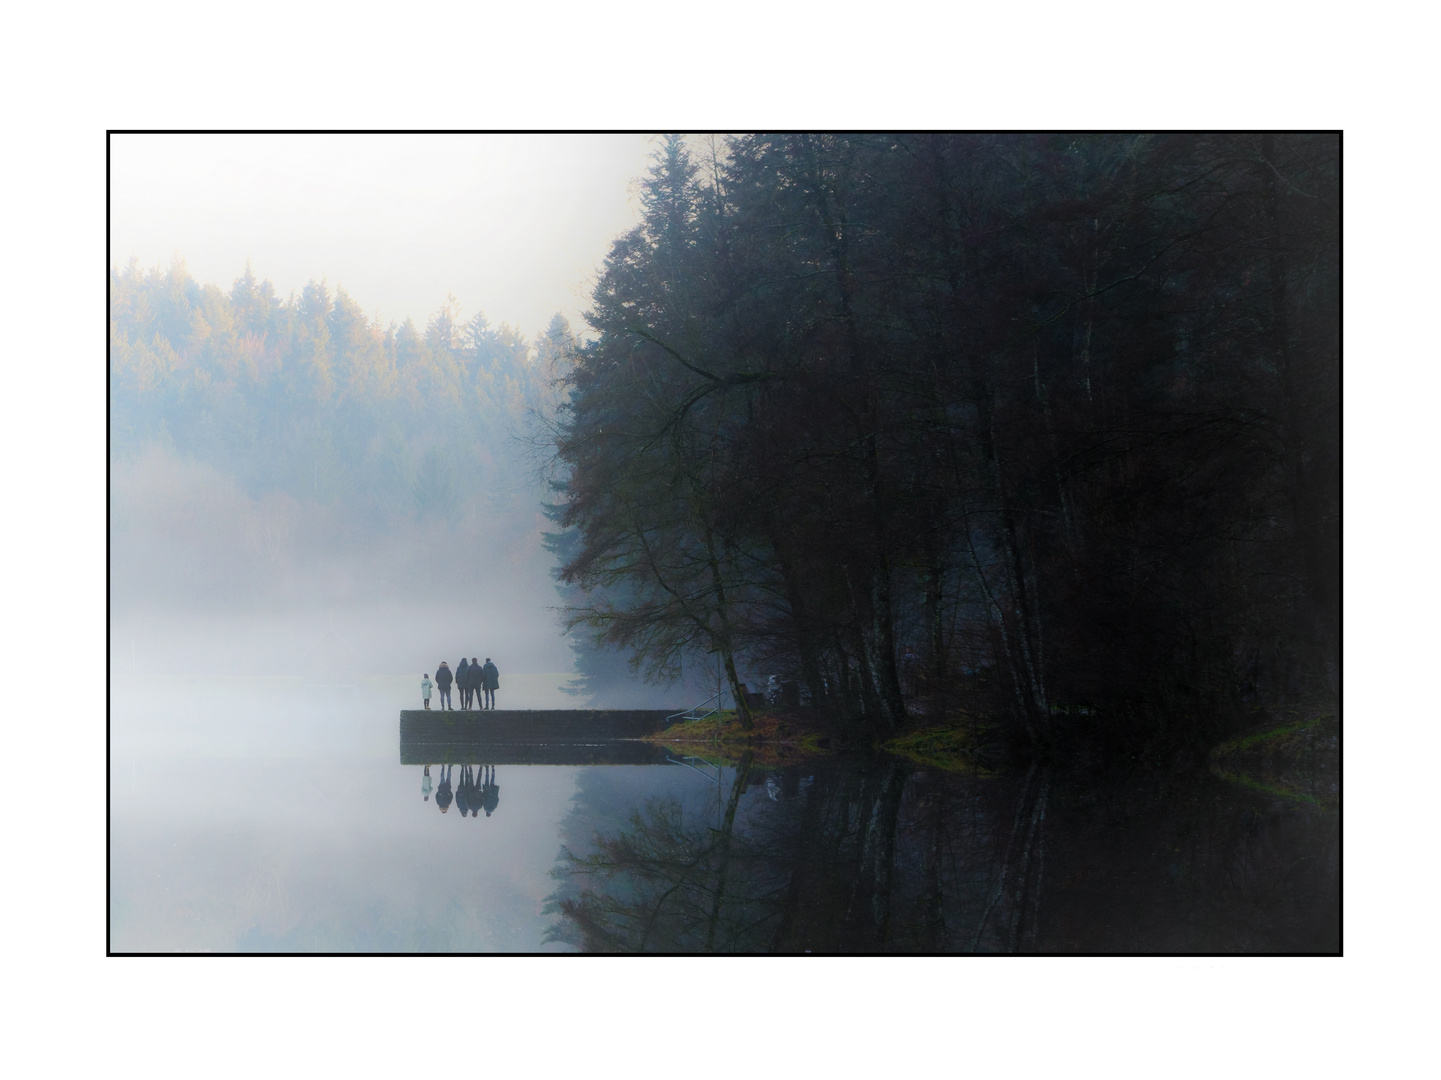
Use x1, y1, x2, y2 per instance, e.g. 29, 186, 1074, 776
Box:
110, 678, 1339, 953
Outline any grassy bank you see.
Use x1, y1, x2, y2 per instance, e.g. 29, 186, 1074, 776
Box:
645, 709, 833, 767
650, 707, 993, 773
880, 722, 992, 773
651, 700, 1339, 793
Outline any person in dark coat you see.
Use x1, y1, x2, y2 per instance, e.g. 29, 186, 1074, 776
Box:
435, 661, 453, 710
435, 764, 453, 814
469, 657, 482, 709
455, 658, 471, 709
481, 657, 499, 710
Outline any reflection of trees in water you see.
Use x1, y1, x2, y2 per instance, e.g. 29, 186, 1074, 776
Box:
546, 756, 971, 952
1038, 769, 1339, 953
545, 758, 1339, 953
544, 755, 757, 952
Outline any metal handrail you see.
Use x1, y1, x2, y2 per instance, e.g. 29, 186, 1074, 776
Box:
665, 754, 724, 782
666, 689, 727, 725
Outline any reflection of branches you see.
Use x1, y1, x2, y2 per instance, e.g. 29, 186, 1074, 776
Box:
546, 796, 726, 952
547, 755, 1338, 953
705, 753, 753, 950
547, 757, 928, 953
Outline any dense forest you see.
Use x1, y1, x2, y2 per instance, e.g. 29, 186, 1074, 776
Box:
550, 134, 1339, 748
110, 259, 563, 524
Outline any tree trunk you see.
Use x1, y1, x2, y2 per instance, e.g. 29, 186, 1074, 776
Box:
704, 530, 753, 730
867, 763, 910, 945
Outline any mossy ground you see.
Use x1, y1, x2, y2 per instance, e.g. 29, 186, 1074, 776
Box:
645, 708, 833, 767
651, 700, 1339, 795
880, 721, 994, 773
652, 705, 999, 774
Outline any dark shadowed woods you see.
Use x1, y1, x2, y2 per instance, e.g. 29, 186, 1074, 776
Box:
544, 754, 1339, 953
549, 133, 1339, 753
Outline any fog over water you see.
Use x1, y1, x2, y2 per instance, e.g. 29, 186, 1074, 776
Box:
105, 134, 739, 958
110, 443, 575, 680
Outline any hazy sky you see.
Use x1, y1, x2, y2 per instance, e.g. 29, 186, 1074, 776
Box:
110, 133, 660, 340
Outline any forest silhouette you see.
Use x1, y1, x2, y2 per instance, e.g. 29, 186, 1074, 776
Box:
551, 134, 1338, 750
110, 133, 1339, 746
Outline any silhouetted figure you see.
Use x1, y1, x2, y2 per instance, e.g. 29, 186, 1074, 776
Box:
456, 658, 471, 709
470, 657, 482, 710
481, 658, 499, 710
467, 763, 479, 817
421, 673, 433, 710
422, 765, 432, 802
435, 764, 453, 814
436, 662, 453, 710
481, 765, 500, 817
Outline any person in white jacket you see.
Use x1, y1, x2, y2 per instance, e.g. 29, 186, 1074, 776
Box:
421, 673, 434, 709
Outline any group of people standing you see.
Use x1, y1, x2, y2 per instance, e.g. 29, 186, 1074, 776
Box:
420, 656, 500, 710
421, 764, 499, 817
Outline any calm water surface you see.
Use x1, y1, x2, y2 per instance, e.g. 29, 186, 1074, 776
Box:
110, 679, 1338, 953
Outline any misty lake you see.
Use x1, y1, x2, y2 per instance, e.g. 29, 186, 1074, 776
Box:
110, 676, 1338, 953
108, 132, 1341, 956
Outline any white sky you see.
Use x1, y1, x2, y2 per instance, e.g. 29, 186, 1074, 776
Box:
110, 133, 660, 340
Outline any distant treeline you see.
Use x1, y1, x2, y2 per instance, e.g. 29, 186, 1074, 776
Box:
551, 134, 1339, 744
110, 260, 573, 523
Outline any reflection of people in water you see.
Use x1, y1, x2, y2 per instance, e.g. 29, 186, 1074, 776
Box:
481, 765, 500, 817
435, 764, 454, 813
422, 765, 432, 802
456, 764, 472, 817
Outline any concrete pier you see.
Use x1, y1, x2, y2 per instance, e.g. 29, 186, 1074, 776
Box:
399, 708, 678, 766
